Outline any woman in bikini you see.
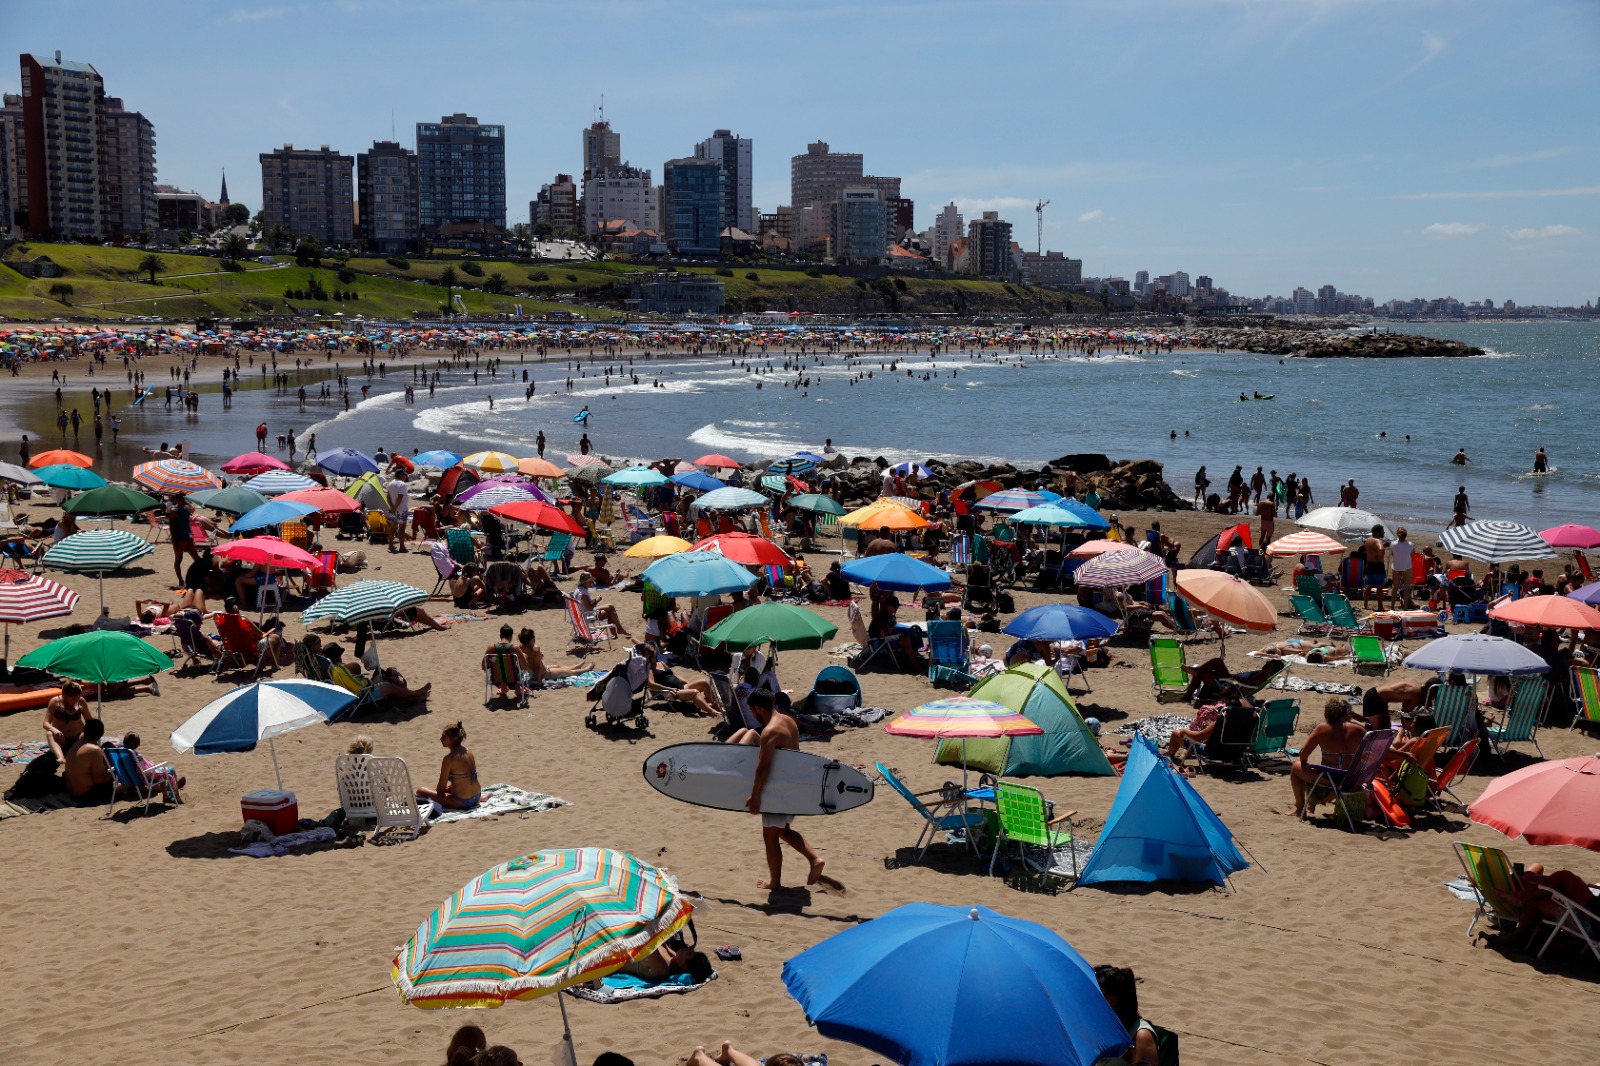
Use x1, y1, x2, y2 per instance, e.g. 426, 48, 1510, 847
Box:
515, 627, 591, 686
416, 721, 481, 811
44, 682, 94, 748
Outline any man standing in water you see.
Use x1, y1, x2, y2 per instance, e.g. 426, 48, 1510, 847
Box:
744, 690, 837, 893
1533, 447, 1549, 474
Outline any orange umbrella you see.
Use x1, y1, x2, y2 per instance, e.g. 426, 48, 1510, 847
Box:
28, 449, 93, 469
1265, 530, 1348, 557
1067, 539, 1126, 558
839, 498, 930, 530
1174, 570, 1276, 631
1488, 595, 1600, 630
517, 457, 565, 479
279, 487, 362, 513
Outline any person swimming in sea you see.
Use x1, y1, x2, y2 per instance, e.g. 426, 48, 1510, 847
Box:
1451, 447, 1470, 465
1533, 446, 1549, 473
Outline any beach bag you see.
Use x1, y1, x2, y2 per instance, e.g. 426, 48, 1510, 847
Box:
1393, 759, 1429, 808
6, 750, 62, 799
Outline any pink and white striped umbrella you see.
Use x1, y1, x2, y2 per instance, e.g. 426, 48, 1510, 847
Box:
0, 568, 80, 661
1074, 548, 1168, 588
566, 454, 611, 468
1265, 530, 1349, 557
132, 459, 222, 494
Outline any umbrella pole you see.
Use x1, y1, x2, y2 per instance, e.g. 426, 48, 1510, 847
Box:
554, 986, 579, 1066
268, 736, 283, 791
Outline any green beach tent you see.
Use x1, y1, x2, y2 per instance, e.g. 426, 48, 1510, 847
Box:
934, 663, 1114, 777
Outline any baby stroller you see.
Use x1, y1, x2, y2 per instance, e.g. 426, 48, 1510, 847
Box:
585, 653, 649, 731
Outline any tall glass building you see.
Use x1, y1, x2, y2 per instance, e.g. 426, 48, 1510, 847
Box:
415, 113, 505, 237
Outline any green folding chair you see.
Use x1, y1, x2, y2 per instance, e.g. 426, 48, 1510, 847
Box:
1569, 666, 1600, 732
1150, 637, 1187, 701
1453, 842, 1524, 939
1248, 697, 1301, 765
1350, 634, 1389, 675
1321, 592, 1364, 631
1486, 675, 1547, 758
987, 780, 1078, 887
1288, 593, 1333, 633
1428, 684, 1476, 747
1295, 574, 1325, 606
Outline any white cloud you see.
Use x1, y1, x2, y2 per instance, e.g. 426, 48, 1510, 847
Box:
1078, 209, 1104, 223
1453, 147, 1573, 171
1390, 186, 1600, 201
1423, 222, 1484, 238
1505, 224, 1582, 241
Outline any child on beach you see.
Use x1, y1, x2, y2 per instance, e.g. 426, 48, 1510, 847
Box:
120, 731, 185, 804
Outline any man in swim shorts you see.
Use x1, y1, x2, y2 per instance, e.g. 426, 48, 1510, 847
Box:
744, 690, 826, 892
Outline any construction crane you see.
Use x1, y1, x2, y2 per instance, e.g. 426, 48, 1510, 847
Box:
1035, 200, 1050, 255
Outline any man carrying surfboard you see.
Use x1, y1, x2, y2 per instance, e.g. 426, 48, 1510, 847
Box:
745, 690, 834, 893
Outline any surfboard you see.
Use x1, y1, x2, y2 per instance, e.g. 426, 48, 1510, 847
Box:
131, 388, 153, 407
1237, 394, 1274, 401
642, 742, 874, 816
572, 410, 591, 423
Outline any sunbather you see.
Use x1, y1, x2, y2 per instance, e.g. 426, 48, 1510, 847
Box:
521, 563, 561, 603
1288, 698, 1368, 817
415, 721, 481, 811
687, 1045, 799, 1066
577, 572, 633, 639
515, 627, 591, 685
324, 642, 432, 702
1181, 656, 1284, 702
1509, 863, 1600, 941
1256, 638, 1344, 664
618, 942, 714, 983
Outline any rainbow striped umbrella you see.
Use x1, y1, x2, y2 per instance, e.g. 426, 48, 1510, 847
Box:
394, 847, 692, 1029
132, 458, 222, 494
885, 698, 1044, 739
1073, 548, 1168, 588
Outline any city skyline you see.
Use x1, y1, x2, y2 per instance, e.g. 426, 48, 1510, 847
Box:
5, 0, 1598, 304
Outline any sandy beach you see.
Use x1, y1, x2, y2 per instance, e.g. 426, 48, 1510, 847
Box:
0, 338, 1593, 1066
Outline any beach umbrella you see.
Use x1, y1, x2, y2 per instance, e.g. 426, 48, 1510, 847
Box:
220, 451, 289, 475
1003, 603, 1120, 643
767, 456, 815, 476
245, 470, 318, 495
839, 499, 929, 530
703, 602, 839, 650
190, 485, 269, 516
1265, 530, 1349, 557
690, 486, 769, 512
640, 550, 757, 597
603, 465, 670, 488
456, 475, 540, 502
28, 449, 93, 469
0, 461, 42, 487
415, 449, 464, 470
951, 479, 1003, 503
886, 461, 932, 478
1174, 570, 1276, 632
565, 465, 614, 485
316, 447, 380, 477
1567, 583, 1600, 608
886, 697, 1043, 739
302, 580, 428, 628
1010, 501, 1111, 531
462, 450, 520, 474
1488, 595, 1600, 630
461, 484, 542, 511
623, 535, 694, 560
0, 568, 79, 667
1074, 548, 1168, 588
1402, 633, 1549, 676
690, 532, 792, 567
516, 456, 565, 479
35, 464, 107, 491
1469, 755, 1600, 852
1297, 506, 1383, 538
60, 484, 160, 517
489, 500, 586, 536
782, 902, 1130, 1066
670, 470, 725, 493
1540, 524, 1600, 550
1440, 520, 1558, 564
17, 630, 171, 713
973, 488, 1049, 512
132, 459, 222, 494
42, 529, 156, 610
841, 553, 952, 593
693, 453, 741, 469
566, 454, 612, 468
785, 493, 845, 516
793, 451, 828, 464
394, 848, 693, 1064
169, 679, 355, 791
231, 499, 319, 533
212, 536, 319, 570
1068, 539, 1129, 557
279, 486, 362, 514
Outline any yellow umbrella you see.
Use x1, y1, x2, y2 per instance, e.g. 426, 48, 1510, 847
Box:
839, 498, 929, 530
623, 535, 694, 559
462, 451, 520, 474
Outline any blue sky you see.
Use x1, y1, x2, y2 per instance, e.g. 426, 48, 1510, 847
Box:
10, 0, 1599, 305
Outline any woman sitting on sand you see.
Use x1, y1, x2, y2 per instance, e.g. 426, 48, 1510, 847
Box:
516, 627, 591, 686
43, 682, 94, 748
415, 721, 480, 812
1094, 965, 1161, 1065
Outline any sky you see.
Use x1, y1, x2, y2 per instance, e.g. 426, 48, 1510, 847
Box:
9, 0, 1599, 305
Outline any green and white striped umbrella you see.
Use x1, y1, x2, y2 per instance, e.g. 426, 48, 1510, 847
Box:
301, 580, 428, 627
42, 529, 156, 611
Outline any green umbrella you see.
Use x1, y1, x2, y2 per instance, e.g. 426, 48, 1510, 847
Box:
787, 493, 845, 516
703, 601, 839, 650
61, 484, 161, 517
16, 630, 172, 713
190, 485, 270, 516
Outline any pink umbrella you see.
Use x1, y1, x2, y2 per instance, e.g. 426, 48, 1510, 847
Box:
279, 487, 362, 514
221, 451, 291, 475
1540, 524, 1600, 550
1470, 754, 1600, 851
212, 537, 319, 570
566, 454, 611, 468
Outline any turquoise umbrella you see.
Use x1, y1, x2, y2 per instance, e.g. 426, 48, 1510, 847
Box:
602, 466, 670, 488
641, 550, 757, 597
35, 464, 107, 491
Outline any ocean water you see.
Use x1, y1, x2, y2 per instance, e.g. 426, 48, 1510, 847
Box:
120, 320, 1600, 531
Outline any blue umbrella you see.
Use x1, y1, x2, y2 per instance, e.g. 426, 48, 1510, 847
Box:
793, 451, 827, 464
1402, 633, 1549, 676
670, 471, 725, 492
782, 902, 1130, 1066
169, 679, 356, 790
841, 553, 952, 593
1003, 603, 1120, 642
603, 465, 670, 487
414, 450, 462, 469
316, 447, 380, 477
35, 464, 107, 490
1569, 583, 1600, 607
1010, 501, 1110, 531
230, 498, 318, 532
641, 550, 757, 597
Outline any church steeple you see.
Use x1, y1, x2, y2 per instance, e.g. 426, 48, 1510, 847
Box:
219, 168, 230, 206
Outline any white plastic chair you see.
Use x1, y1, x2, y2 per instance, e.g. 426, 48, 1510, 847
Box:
369, 755, 425, 840
334, 753, 378, 831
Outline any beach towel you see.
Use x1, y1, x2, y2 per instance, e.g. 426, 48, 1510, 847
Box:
539, 669, 608, 690
1112, 714, 1194, 747
1268, 675, 1360, 696
429, 783, 570, 824
435, 611, 489, 624
0, 791, 73, 819
228, 826, 338, 857
828, 641, 863, 659
0, 741, 48, 765
1443, 878, 1479, 904
564, 969, 718, 1004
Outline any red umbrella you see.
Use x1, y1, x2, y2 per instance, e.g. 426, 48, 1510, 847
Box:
1470, 755, 1600, 850
1488, 595, 1600, 630
691, 532, 792, 567
279, 487, 362, 514
212, 537, 319, 570
693, 453, 741, 470
221, 451, 290, 475
489, 500, 585, 536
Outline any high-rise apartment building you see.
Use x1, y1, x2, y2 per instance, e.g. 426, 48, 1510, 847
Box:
1167, 270, 1191, 297
100, 97, 156, 238
790, 141, 863, 214
259, 144, 355, 243
1292, 286, 1315, 314
1134, 270, 1150, 295
0, 99, 14, 239
662, 156, 724, 256
694, 129, 753, 231
583, 164, 655, 235
966, 211, 1014, 279
356, 140, 419, 253
0, 93, 21, 237
582, 120, 622, 181
415, 113, 505, 237
532, 173, 578, 232
828, 186, 888, 263
1021, 251, 1082, 288
932, 203, 963, 268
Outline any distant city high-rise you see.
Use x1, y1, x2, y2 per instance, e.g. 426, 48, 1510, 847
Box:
662, 156, 724, 256
357, 140, 419, 253
790, 140, 862, 248
828, 186, 889, 263
415, 113, 505, 238
1134, 270, 1150, 295
259, 144, 354, 243
966, 211, 1014, 279
0, 96, 15, 239
1167, 270, 1191, 298
100, 96, 156, 239
582, 119, 621, 181
1292, 286, 1315, 314
583, 164, 655, 235
932, 203, 963, 268
695, 129, 753, 232
533, 173, 579, 233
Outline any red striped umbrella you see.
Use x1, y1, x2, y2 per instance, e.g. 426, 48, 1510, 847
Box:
1074, 548, 1168, 588
0, 568, 80, 663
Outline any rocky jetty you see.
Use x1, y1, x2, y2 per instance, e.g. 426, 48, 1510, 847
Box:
1186, 323, 1481, 358
812, 453, 1192, 512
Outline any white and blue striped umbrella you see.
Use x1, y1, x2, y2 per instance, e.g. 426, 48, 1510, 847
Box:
691, 486, 769, 511
460, 483, 541, 511
1438, 520, 1557, 564
245, 470, 319, 496
301, 579, 429, 627
170, 679, 356, 790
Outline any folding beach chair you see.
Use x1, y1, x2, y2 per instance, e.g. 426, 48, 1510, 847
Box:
1164, 590, 1205, 643
365, 510, 390, 544
1453, 842, 1524, 939
280, 520, 312, 551
1321, 593, 1366, 632
988, 780, 1079, 887
214, 616, 268, 681
1426, 737, 1477, 812
1247, 697, 1300, 767
847, 600, 899, 673
926, 618, 976, 690
1294, 573, 1325, 607
1537, 892, 1600, 965
875, 761, 988, 864
1288, 594, 1334, 634
1149, 638, 1188, 701
1485, 674, 1547, 758
1350, 634, 1389, 676
1427, 684, 1477, 747
1304, 728, 1396, 831
104, 745, 172, 817
337, 754, 425, 841
1569, 665, 1600, 732
483, 648, 529, 707
445, 527, 478, 570
294, 639, 329, 682
950, 534, 971, 572
565, 593, 616, 651
428, 540, 454, 598
170, 613, 213, 672
336, 511, 366, 540
540, 531, 572, 574
1187, 701, 1259, 774
327, 661, 385, 716
307, 550, 338, 598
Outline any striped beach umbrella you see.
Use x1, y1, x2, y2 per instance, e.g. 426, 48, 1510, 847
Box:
1074, 548, 1168, 588
245, 470, 319, 495
393, 847, 693, 1013
462, 450, 520, 474
132, 458, 222, 494
1439, 520, 1558, 564
35, 464, 107, 490
461, 483, 542, 511
1265, 530, 1349, 557
0, 568, 79, 663
458, 476, 551, 505
170, 680, 356, 791
567, 454, 612, 468
973, 488, 1049, 512
885, 698, 1044, 739
302, 580, 429, 628
767, 456, 815, 476
688, 486, 769, 512
43, 529, 156, 610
